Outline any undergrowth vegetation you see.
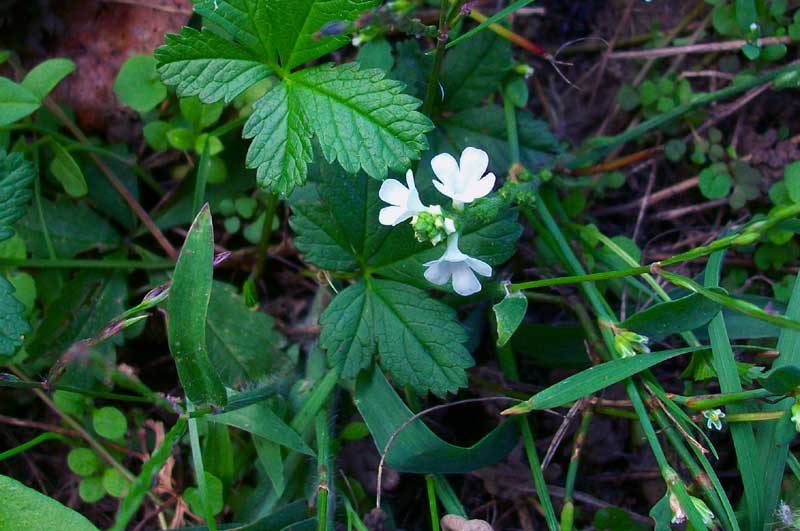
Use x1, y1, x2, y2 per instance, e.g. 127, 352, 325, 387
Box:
3, 0, 800, 529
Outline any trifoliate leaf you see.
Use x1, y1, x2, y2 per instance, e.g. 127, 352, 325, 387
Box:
156, 27, 273, 104
0, 150, 35, 242
243, 81, 313, 195
440, 30, 513, 112
320, 278, 473, 396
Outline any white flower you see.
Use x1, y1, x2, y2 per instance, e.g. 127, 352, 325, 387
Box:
423, 233, 492, 296
702, 409, 725, 431
431, 147, 496, 207
378, 170, 425, 226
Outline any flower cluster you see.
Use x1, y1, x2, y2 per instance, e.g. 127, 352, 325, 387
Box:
378, 147, 495, 296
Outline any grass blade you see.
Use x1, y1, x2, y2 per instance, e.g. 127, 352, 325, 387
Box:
446, 0, 536, 50
503, 346, 704, 413
704, 251, 763, 529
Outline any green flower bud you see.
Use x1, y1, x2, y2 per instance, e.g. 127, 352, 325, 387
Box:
411, 205, 455, 247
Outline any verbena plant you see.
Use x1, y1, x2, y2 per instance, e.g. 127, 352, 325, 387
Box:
2, 0, 800, 530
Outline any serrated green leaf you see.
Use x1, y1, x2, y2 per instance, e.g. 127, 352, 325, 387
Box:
156, 27, 273, 104
206, 281, 292, 388
440, 30, 513, 112
320, 278, 473, 396
0, 150, 35, 242
289, 63, 432, 179
21, 58, 75, 100
0, 474, 100, 531
166, 204, 227, 407
243, 81, 313, 195
0, 274, 30, 358
493, 294, 527, 347
0, 78, 40, 126
261, 0, 378, 70
355, 366, 519, 472
193, 0, 276, 60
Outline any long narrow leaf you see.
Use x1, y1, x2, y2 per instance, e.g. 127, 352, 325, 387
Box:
704, 252, 763, 529
166, 204, 227, 407
503, 346, 704, 413
756, 268, 800, 523
446, 0, 536, 49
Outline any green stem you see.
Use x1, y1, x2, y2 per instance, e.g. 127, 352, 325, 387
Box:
253, 192, 279, 282
32, 151, 57, 260
192, 141, 211, 217
726, 411, 786, 422
520, 417, 559, 530
651, 408, 732, 530
503, 86, 520, 166
187, 400, 217, 531
316, 410, 331, 531
676, 388, 774, 410
560, 407, 593, 531
421, 0, 450, 117
0, 432, 69, 461
426, 475, 441, 531
659, 268, 800, 331
0, 258, 174, 269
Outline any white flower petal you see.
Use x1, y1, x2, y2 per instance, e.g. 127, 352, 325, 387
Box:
432, 178, 451, 199
379, 206, 409, 226
424, 261, 452, 285
451, 266, 481, 295
459, 147, 489, 184
469, 172, 495, 201
378, 179, 408, 206
465, 256, 492, 277
431, 153, 459, 187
